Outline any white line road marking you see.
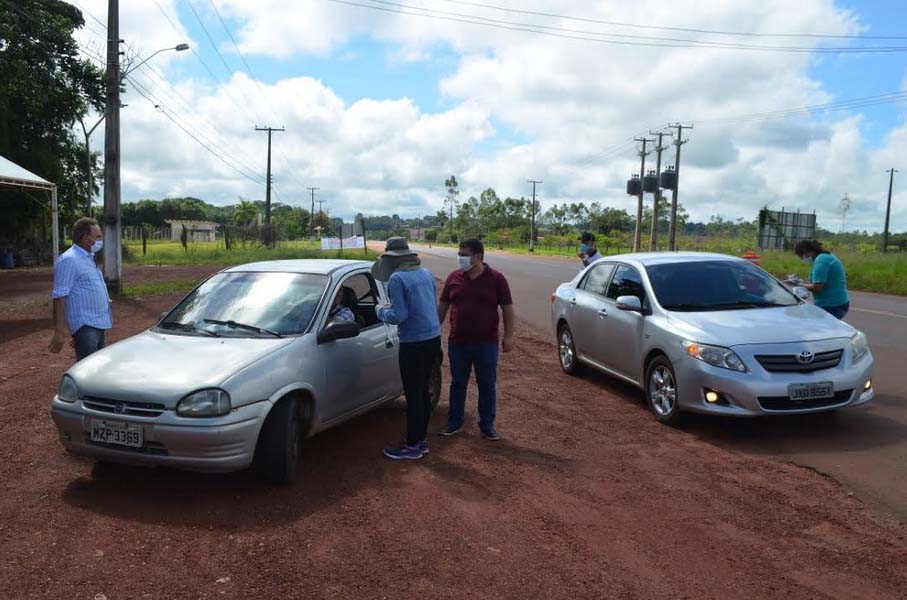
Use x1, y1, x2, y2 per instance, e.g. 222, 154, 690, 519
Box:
851, 307, 907, 320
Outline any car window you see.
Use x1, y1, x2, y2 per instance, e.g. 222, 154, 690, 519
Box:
645, 260, 798, 311
606, 265, 645, 302
579, 263, 616, 296
334, 272, 381, 329
160, 272, 328, 336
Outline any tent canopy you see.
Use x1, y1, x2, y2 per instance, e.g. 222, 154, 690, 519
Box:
0, 154, 60, 258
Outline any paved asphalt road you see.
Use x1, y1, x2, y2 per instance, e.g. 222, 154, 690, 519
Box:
407, 243, 907, 520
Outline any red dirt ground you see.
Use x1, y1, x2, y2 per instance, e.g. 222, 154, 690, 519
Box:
0, 265, 904, 599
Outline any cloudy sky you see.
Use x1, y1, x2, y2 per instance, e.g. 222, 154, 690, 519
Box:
70, 0, 906, 232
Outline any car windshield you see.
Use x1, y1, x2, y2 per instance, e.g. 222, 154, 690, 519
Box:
645, 260, 798, 312
157, 271, 328, 336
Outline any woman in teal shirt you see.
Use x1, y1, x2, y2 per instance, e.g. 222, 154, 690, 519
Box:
794, 239, 850, 319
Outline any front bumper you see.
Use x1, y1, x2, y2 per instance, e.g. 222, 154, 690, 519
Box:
673, 351, 875, 417
50, 397, 272, 472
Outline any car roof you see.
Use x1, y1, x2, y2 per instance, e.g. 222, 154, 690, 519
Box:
600, 251, 747, 267
222, 259, 372, 275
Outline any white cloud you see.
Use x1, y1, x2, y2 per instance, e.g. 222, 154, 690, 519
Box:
72, 0, 906, 234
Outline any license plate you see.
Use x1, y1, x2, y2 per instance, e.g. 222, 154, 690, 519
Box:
90, 419, 143, 448
788, 382, 834, 401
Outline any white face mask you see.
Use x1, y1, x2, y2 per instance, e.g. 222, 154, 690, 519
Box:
91, 239, 103, 254
457, 255, 472, 271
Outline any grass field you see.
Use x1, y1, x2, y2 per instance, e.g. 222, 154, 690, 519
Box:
124, 239, 375, 266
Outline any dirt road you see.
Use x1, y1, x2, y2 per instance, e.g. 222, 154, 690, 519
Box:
0, 265, 905, 599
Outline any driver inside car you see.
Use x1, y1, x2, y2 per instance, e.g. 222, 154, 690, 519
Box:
328, 287, 356, 324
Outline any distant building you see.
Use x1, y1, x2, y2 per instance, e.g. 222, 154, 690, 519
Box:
165, 220, 218, 243
407, 227, 426, 241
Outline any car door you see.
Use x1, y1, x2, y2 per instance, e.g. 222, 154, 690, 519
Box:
569, 262, 616, 360
317, 271, 398, 423
594, 264, 646, 382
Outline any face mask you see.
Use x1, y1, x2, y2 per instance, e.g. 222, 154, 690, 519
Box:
801, 256, 813, 265
90, 239, 103, 254
457, 255, 472, 271
580, 243, 589, 253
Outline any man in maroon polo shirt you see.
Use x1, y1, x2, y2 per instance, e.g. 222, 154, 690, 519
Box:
437, 238, 514, 441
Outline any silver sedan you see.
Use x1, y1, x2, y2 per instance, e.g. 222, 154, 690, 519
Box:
51, 260, 441, 483
551, 252, 874, 424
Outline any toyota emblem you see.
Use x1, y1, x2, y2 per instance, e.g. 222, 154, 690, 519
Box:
796, 351, 815, 365
114, 402, 126, 414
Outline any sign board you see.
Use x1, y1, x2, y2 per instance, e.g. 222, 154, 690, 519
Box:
321, 235, 365, 250
757, 209, 816, 250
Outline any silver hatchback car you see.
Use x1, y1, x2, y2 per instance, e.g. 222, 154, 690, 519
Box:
51, 260, 441, 482
551, 252, 874, 424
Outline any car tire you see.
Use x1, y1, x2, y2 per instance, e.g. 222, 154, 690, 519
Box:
428, 356, 443, 410
557, 323, 582, 375
254, 398, 302, 484
645, 355, 681, 425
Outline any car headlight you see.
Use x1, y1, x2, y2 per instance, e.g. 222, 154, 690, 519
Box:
850, 331, 869, 362
176, 389, 231, 417
682, 341, 747, 372
58, 375, 79, 403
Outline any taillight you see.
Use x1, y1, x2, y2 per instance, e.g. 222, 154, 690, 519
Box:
550, 293, 556, 303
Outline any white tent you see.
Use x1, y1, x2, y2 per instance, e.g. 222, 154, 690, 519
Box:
0, 155, 59, 260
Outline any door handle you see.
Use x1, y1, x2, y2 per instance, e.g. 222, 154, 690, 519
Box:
598, 308, 608, 318
569, 298, 577, 306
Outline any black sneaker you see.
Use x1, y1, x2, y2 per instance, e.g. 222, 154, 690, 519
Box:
480, 428, 502, 441
439, 425, 462, 437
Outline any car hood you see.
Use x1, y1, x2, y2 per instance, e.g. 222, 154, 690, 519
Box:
67, 330, 296, 407
665, 303, 855, 347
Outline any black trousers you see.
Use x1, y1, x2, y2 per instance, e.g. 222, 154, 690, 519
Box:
398, 336, 442, 446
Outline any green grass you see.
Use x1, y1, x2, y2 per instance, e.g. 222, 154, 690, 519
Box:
119, 279, 200, 297
124, 239, 376, 266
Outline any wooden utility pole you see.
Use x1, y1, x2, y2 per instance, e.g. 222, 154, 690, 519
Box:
254, 126, 285, 225
102, 0, 123, 294
648, 131, 666, 251
668, 123, 692, 251
528, 180, 542, 252
633, 137, 653, 252
307, 187, 319, 237
882, 169, 897, 253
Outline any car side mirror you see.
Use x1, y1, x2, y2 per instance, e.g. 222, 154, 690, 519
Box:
793, 286, 811, 300
615, 295, 642, 312
317, 320, 360, 344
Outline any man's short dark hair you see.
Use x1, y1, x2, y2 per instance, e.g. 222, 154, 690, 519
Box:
579, 232, 595, 243
459, 238, 484, 257
73, 217, 98, 244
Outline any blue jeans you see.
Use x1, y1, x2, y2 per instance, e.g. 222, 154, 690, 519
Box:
447, 342, 499, 432
73, 326, 106, 361
820, 303, 850, 320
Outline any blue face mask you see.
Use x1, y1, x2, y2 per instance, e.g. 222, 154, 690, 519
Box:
580, 243, 589, 253
801, 256, 813, 265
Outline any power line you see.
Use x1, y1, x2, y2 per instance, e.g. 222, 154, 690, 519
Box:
432, 0, 907, 41
66, 0, 108, 31
327, 0, 907, 53
693, 90, 907, 125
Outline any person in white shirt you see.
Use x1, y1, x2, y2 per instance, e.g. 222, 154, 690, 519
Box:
577, 232, 604, 268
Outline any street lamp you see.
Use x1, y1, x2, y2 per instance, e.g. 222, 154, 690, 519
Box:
123, 43, 190, 76
81, 43, 188, 218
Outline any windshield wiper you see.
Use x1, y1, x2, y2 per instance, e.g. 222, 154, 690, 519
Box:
201, 319, 283, 338
157, 321, 219, 337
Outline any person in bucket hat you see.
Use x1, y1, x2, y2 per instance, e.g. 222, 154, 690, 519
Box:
373, 238, 442, 460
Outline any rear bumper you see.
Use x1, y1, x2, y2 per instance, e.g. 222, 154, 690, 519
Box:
50, 398, 271, 472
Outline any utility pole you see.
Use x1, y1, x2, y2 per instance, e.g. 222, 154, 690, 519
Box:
254, 126, 285, 225
840, 193, 851, 233
102, 0, 123, 294
307, 187, 319, 237
882, 169, 897, 253
648, 131, 666, 251
528, 180, 542, 252
633, 137, 653, 252
316, 199, 327, 237
668, 123, 691, 251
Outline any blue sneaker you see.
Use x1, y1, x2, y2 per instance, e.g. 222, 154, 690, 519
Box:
401, 439, 429, 454
480, 428, 502, 442
439, 425, 462, 437
383, 444, 423, 460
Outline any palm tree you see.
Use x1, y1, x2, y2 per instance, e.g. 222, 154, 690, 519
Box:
232, 199, 258, 226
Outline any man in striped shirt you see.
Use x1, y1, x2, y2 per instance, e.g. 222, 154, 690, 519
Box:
48, 217, 112, 361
